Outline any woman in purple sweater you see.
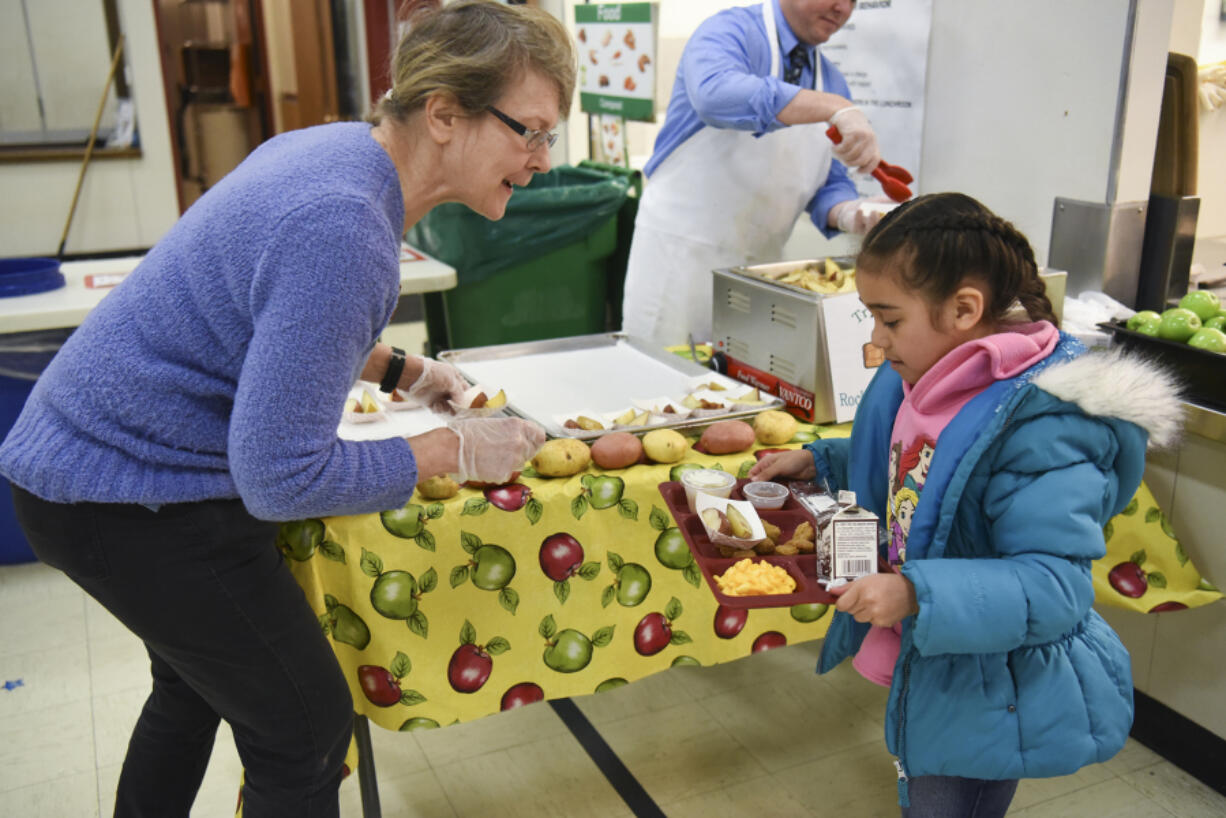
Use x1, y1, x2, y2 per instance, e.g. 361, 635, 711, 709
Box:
0, 3, 574, 815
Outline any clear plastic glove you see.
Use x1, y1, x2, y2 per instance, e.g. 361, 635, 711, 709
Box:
448, 417, 546, 485
828, 106, 881, 174
403, 357, 469, 414
831, 196, 894, 235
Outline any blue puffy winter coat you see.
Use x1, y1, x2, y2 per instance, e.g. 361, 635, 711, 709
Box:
810, 335, 1182, 795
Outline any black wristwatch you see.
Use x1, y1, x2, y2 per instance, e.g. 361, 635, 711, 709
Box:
379, 346, 406, 393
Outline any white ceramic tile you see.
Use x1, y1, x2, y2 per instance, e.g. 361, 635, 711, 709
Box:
698, 668, 883, 773
661, 773, 814, 818
1007, 761, 1117, 811
817, 655, 892, 723
339, 767, 456, 818
772, 736, 904, 816
364, 717, 434, 778
0, 561, 81, 605
0, 642, 90, 718
1101, 737, 1167, 777
96, 762, 119, 818
0, 769, 100, 818
433, 732, 633, 818
83, 594, 135, 644
0, 697, 94, 791
0, 583, 87, 658
91, 687, 148, 768
1008, 776, 1177, 817
411, 697, 568, 769
1119, 761, 1226, 818
86, 629, 149, 699
571, 665, 699, 726
594, 700, 769, 805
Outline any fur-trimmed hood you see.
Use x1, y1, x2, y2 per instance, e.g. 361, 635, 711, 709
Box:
1031, 346, 1184, 448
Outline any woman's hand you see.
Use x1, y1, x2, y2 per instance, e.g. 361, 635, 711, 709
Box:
403, 357, 469, 413
448, 417, 545, 485
747, 449, 814, 482
829, 573, 918, 627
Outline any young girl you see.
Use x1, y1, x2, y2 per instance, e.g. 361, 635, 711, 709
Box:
749, 192, 1182, 817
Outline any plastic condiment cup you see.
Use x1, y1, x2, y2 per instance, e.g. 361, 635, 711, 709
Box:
742, 481, 789, 510
681, 468, 736, 512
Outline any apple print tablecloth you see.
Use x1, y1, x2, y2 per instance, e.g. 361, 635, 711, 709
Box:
284, 423, 1219, 732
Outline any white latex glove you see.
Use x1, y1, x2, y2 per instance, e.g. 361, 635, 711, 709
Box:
403, 357, 469, 414
448, 417, 546, 484
828, 106, 881, 174
831, 197, 893, 235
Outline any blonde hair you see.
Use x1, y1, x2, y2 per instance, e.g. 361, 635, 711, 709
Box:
370, 0, 576, 125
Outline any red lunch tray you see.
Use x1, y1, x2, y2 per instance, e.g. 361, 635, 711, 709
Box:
658, 478, 841, 609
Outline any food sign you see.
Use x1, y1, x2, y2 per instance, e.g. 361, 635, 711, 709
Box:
575, 3, 658, 122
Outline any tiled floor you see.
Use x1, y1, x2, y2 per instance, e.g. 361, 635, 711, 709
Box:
3, 559, 1225, 817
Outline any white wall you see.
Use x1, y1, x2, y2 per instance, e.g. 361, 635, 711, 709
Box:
0, 0, 178, 257
1192, 0, 1226, 237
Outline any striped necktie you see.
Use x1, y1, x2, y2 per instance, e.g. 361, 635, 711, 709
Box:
784, 44, 808, 85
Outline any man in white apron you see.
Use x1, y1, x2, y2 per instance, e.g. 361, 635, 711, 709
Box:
621, 0, 881, 347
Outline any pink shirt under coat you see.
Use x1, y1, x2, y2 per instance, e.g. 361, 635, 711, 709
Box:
852, 320, 1060, 688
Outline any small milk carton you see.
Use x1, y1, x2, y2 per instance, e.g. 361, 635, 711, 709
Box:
829, 505, 880, 581
802, 489, 879, 582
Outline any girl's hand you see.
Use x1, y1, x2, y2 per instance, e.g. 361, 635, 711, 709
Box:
747, 449, 814, 482
829, 573, 918, 627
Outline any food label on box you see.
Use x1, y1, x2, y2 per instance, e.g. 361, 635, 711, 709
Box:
723, 357, 816, 422
831, 507, 879, 581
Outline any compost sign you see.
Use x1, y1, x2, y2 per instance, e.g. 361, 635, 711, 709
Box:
575, 3, 658, 122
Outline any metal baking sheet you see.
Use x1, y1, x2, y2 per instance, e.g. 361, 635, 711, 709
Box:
439, 332, 784, 439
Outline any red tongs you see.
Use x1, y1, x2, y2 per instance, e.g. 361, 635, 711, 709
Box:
826, 125, 914, 202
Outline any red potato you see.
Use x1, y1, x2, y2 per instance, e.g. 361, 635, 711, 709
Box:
590, 432, 643, 470
698, 420, 756, 454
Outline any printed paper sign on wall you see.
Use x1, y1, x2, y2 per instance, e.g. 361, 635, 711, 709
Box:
575, 3, 659, 122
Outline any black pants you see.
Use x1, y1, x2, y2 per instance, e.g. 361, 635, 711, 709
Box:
11, 486, 353, 818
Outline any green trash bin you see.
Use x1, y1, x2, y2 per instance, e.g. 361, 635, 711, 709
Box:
407, 165, 632, 353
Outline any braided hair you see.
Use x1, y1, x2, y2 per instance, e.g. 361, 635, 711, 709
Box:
858, 193, 1057, 326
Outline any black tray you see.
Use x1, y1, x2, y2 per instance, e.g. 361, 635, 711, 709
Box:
1098, 321, 1226, 412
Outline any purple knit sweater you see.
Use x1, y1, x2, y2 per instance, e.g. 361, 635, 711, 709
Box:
0, 122, 419, 520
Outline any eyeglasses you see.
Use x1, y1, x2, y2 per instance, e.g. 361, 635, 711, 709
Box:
486, 105, 558, 151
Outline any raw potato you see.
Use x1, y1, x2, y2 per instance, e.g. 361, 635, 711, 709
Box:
754, 410, 798, 445
642, 429, 687, 463
699, 420, 755, 454
417, 475, 459, 500
590, 432, 643, 470
532, 438, 592, 477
